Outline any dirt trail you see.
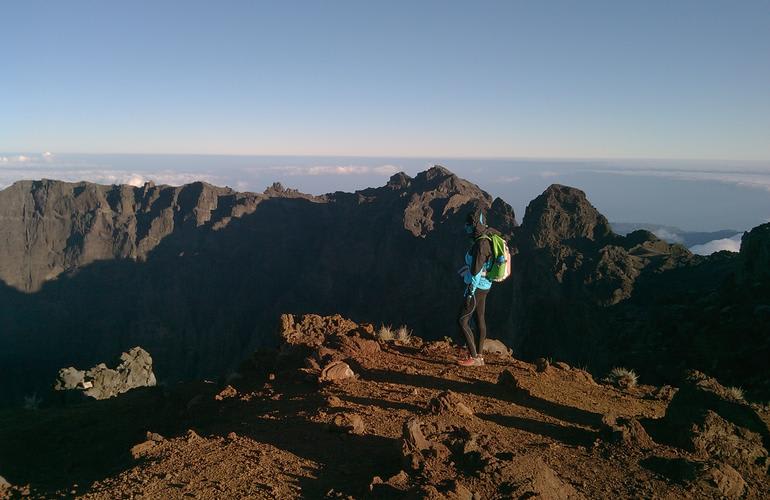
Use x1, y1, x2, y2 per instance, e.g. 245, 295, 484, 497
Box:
2, 315, 768, 499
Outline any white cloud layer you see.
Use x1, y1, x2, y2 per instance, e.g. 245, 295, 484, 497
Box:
268, 165, 400, 176
496, 176, 521, 183
0, 152, 224, 189
0, 155, 33, 163
0, 154, 402, 192
689, 233, 743, 255
587, 168, 770, 193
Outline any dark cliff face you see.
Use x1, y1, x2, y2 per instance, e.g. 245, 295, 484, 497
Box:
0, 167, 518, 402
737, 223, 770, 286
0, 179, 282, 292
1, 168, 768, 404
506, 184, 702, 367
509, 186, 769, 397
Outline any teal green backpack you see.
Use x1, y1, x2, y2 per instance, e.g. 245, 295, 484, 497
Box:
477, 233, 511, 282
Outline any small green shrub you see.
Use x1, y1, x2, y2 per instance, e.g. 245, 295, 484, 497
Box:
377, 325, 395, 341
23, 393, 42, 410
725, 386, 745, 402
395, 326, 412, 343
605, 367, 638, 389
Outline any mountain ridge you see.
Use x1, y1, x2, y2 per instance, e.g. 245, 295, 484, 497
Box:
0, 166, 768, 407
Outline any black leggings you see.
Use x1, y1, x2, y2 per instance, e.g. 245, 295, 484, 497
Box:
457, 289, 488, 358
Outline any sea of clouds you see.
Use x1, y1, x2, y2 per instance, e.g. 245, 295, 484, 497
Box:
689, 233, 744, 255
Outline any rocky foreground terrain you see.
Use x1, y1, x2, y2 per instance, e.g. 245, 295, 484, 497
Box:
1, 166, 769, 405
1, 314, 768, 499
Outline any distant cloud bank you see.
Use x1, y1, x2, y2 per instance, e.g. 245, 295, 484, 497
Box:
0, 153, 404, 193
690, 233, 743, 255
587, 166, 770, 193
269, 165, 400, 176
0, 153, 220, 189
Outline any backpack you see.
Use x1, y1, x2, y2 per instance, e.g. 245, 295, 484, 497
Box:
477, 233, 511, 282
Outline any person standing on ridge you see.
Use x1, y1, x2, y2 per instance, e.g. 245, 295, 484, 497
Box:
456, 208, 494, 367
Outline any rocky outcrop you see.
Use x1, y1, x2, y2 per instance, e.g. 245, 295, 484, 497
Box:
737, 223, 770, 286
515, 184, 695, 308
54, 347, 156, 400
507, 184, 700, 371
659, 371, 769, 477
0, 180, 274, 293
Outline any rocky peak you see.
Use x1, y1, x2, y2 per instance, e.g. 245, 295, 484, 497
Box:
263, 182, 306, 198
419, 164, 453, 181
411, 165, 472, 195
397, 166, 498, 237
519, 184, 613, 248
737, 223, 770, 285
386, 172, 412, 190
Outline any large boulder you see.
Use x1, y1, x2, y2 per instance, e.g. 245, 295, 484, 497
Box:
428, 391, 474, 417
481, 338, 512, 356
496, 455, 583, 499
697, 463, 746, 499
661, 371, 769, 475
54, 347, 156, 400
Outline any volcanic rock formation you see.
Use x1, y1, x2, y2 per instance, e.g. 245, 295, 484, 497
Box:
1, 167, 768, 406
54, 347, 157, 400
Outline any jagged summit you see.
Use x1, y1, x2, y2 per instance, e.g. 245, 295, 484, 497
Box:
520, 183, 613, 247
386, 171, 412, 189
737, 222, 770, 285
413, 164, 453, 184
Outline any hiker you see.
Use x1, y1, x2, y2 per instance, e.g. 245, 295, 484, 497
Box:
456, 208, 495, 367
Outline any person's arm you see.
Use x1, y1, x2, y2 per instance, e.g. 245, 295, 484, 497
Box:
464, 238, 492, 294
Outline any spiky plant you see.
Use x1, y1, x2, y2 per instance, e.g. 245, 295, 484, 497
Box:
725, 386, 745, 402
377, 325, 395, 341
395, 326, 412, 343
606, 367, 638, 389
23, 392, 42, 410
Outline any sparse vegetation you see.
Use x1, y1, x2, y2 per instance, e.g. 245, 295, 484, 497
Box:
23, 392, 42, 410
443, 336, 454, 345
377, 325, 395, 341
725, 386, 745, 402
605, 367, 638, 389
395, 326, 412, 343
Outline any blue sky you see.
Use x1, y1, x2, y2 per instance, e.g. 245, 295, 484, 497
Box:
2, 0, 769, 159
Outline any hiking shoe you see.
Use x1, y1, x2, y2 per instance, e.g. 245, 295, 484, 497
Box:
457, 356, 484, 367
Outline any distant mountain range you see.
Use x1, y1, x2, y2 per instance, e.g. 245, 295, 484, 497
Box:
611, 222, 742, 250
